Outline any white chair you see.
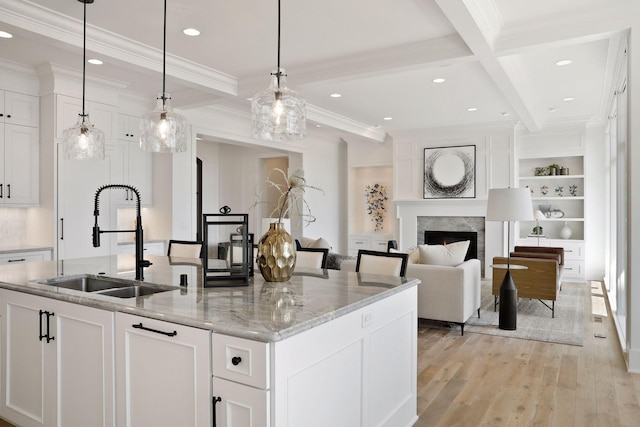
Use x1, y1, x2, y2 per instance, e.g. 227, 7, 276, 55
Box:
296, 247, 329, 269
355, 250, 408, 277
167, 240, 203, 258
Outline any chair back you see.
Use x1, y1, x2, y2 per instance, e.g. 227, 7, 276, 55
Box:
296, 247, 329, 269
167, 240, 203, 258
356, 250, 409, 277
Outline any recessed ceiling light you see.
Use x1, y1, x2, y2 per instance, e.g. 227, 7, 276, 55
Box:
555, 59, 573, 66
0, 31, 13, 38
432, 78, 446, 83
563, 97, 575, 102
183, 28, 200, 36
383, 117, 393, 121
88, 58, 103, 65
467, 107, 478, 112
330, 93, 342, 98
315, 124, 322, 128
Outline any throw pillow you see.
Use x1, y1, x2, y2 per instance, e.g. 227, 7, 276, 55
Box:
390, 247, 420, 264
418, 240, 470, 266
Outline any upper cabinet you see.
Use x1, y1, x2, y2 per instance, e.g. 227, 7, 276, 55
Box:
0, 90, 39, 206
0, 90, 39, 127
116, 114, 152, 206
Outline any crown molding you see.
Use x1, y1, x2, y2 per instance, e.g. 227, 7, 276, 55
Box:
307, 104, 388, 143
0, 0, 238, 96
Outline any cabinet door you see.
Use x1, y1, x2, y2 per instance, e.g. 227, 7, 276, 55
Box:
57, 142, 125, 259
0, 291, 114, 427
115, 313, 211, 427
49, 298, 115, 427
3, 91, 39, 127
3, 124, 39, 204
127, 141, 152, 206
0, 291, 51, 427
212, 377, 270, 427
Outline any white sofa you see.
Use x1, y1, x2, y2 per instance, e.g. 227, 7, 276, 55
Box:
341, 258, 481, 335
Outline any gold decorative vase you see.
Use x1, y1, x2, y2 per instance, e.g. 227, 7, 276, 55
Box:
257, 222, 296, 282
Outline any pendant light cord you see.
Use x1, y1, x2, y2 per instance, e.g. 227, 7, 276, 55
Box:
276, 0, 281, 88
82, 0, 87, 118
162, 0, 167, 108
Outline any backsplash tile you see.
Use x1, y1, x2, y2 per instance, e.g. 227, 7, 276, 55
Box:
0, 208, 28, 246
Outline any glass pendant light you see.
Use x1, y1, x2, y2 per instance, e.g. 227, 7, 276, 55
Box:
140, 0, 187, 153
62, 0, 105, 161
251, 0, 306, 141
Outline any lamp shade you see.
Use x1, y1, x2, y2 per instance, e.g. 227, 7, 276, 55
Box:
486, 188, 534, 221
534, 209, 547, 221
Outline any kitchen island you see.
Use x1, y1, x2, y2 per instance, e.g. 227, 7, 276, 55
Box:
0, 255, 418, 427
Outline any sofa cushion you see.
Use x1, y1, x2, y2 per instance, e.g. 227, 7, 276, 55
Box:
300, 237, 331, 250
418, 240, 470, 266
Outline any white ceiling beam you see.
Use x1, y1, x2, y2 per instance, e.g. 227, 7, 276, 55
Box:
0, 0, 238, 97
435, 0, 545, 131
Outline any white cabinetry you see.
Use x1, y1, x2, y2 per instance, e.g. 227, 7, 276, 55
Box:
0, 290, 114, 427
211, 334, 270, 427
0, 249, 52, 264
1, 90, 39, 127
0, 90, 39, 206
116, 240, 165, 256
56, 95, 123, 260
518, 153, 586, 282
116, 114, 152, 206
348, 233, 392, 256
115, 313, 211, 427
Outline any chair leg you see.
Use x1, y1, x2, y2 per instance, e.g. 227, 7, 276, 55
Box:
460, 323, 464, 336
477, 308, 480, 318
494, 295, 498, 312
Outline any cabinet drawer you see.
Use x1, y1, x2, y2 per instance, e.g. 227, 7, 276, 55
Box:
561, 242, 584, 260
562, 260, 583, 280
349, 238, 369, 248
0, 251, 50, 264
371, 239, 389, 250
212, 333, 270, 389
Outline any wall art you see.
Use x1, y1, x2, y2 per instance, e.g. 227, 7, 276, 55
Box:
423, 145, 476, 199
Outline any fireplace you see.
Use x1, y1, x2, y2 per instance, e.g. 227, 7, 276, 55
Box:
425, 230, 478, 261
417, 216, 485, 276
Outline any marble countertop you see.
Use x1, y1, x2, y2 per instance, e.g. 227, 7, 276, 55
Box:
0, 255, 418, 343
0, 245, 53, 254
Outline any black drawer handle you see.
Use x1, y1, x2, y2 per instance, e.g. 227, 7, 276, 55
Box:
132, 322, 177, 337
7, 258, 26, 262
46, 312, 55, 343
39, 310, 46, 341
231, 356, 242, 366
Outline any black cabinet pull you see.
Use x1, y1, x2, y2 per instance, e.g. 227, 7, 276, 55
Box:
6, 114, 10, 118
46, 312, 55, 343
231, 356, 242, 366
212, 396, 221, 427
7, 184, 10, 199
39, 310, 46, 341
60, 218, 64, 240
0, 113, 3, 117
0, 183, 3, 198
7, 258, 26, 262
132, 322, 177, 337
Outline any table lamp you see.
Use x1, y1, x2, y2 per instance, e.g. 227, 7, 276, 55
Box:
486, 188, 534, 330
533, 209, 547, 246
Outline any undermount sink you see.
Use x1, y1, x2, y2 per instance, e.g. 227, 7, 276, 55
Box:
33, 274, 177, 298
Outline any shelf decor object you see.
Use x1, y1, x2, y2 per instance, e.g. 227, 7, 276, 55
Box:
423, 145, 476, 199
560, 222, 573, 239
61, 0, 105, 161
251, 0, 306, 141
139, 0, 187, 153
486, 187, 534, 330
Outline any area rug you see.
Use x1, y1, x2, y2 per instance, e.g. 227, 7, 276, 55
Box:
463, 280, 586, 346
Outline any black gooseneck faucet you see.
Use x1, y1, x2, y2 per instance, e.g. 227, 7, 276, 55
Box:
93, 184, 152, 280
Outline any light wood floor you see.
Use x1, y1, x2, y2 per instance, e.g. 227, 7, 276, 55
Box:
1, 282, 639, 427
415, 281, 640, 426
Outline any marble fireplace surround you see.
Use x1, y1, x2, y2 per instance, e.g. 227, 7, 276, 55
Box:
417, 216, 485, 276
395, 200, 496, 278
